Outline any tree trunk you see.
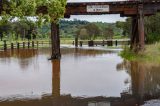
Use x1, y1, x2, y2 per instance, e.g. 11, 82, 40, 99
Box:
50, 22, 61, 59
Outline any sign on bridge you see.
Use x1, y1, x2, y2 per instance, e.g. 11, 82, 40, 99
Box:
87, 5, 109, 12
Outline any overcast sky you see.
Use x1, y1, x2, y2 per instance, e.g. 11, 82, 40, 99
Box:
65, 0, 127, 23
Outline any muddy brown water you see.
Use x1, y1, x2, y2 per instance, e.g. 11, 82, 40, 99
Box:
0, 46, 160, 106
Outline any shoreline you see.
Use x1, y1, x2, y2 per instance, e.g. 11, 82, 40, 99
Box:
120, 42, 160, 63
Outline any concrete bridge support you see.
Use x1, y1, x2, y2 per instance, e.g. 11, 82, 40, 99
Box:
131, 4, 145, 52
51, 22, 61, 59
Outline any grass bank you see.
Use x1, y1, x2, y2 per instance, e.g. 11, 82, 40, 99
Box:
120, 42, 160, 63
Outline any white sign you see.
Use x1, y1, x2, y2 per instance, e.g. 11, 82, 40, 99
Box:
87, 5, 109, 12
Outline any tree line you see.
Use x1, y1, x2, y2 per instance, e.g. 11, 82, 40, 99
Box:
0, 19, 123, 41
0, 20, 37, 41
60, 19, 122, 40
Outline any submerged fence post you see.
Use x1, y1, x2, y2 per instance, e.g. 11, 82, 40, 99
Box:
88, 40, 94, 47
79, 41, 83, 47
102, 40, 105, 46
115, 40, 118, 46
37, 41, 39, 48
28, 41, 30, 48
17, 42, 19, 49
3, 40, 7, 50
11, 43, 14, 49
107, 40, 113, 46
23, 42, 25, 48
32, 41, 34, 48
75, 36, 78, 47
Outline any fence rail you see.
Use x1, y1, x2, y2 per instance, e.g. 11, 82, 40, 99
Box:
0, 41, 51, 50
0, 39, 130, 50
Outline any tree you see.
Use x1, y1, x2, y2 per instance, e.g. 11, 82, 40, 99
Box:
84, 23, 100, 40
1, 0, 67, 24
78, 28, 89, 40
144, 13, 160, 43
103, 27, 114, 40
116, 18, 131, 37
116, 13, 160, 44
0, 21, 12, 41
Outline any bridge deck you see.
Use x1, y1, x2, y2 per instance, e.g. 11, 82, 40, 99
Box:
65, 1, 160, 17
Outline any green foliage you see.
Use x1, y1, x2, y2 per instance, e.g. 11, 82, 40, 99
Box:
120, 46, 137, 61
146, 33, 160, 44
120, 42, 160, 63
1, 0, 67, 24
116, 18, 131, 37
117, 13, 160, 44
103, 27, 114, 39
36, 0, 67, 23
84, 23, 100, 40
0, 19, 123, 41
59, 19, 89, 37
76, 23, 100, 40
77, 28, 89, 40
59, 20, 122, 40
145, 13, 160, 43
0, 20, 38, 41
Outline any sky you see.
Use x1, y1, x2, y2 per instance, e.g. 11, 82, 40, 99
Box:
65, 0, 127, 23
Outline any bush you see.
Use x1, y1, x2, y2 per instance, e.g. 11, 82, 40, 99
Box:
146, 33, 160, 44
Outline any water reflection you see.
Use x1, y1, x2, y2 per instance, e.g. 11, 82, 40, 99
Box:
1, 58, 154, 106
117, 60, 160, 105
52, 60, 60, 97
2, 47, 160, 105
0, 49, 38, 70
0, 49, 38, 59
0, 59, 113, 106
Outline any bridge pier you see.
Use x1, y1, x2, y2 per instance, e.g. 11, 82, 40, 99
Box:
50, 22, 61, 60
131, 17, 139, 51
138, 4, 145, 51
130, 4, 145, 52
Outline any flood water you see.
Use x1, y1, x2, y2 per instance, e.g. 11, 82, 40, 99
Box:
0, 46, 160, 106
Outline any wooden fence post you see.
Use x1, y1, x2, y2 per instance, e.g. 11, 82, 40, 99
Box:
28, 41, 30, 48
17, 42, 19, 49
23, 42, 25, 48
32, 41, 34, 48
11, 43, 14, 49
4, 40, 7, 50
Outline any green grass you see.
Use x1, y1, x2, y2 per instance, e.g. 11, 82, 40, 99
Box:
113, 35, 128, 39
120, 42, 160, 63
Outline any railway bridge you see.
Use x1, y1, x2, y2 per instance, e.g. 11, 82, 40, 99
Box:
50, 0, 160, 59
